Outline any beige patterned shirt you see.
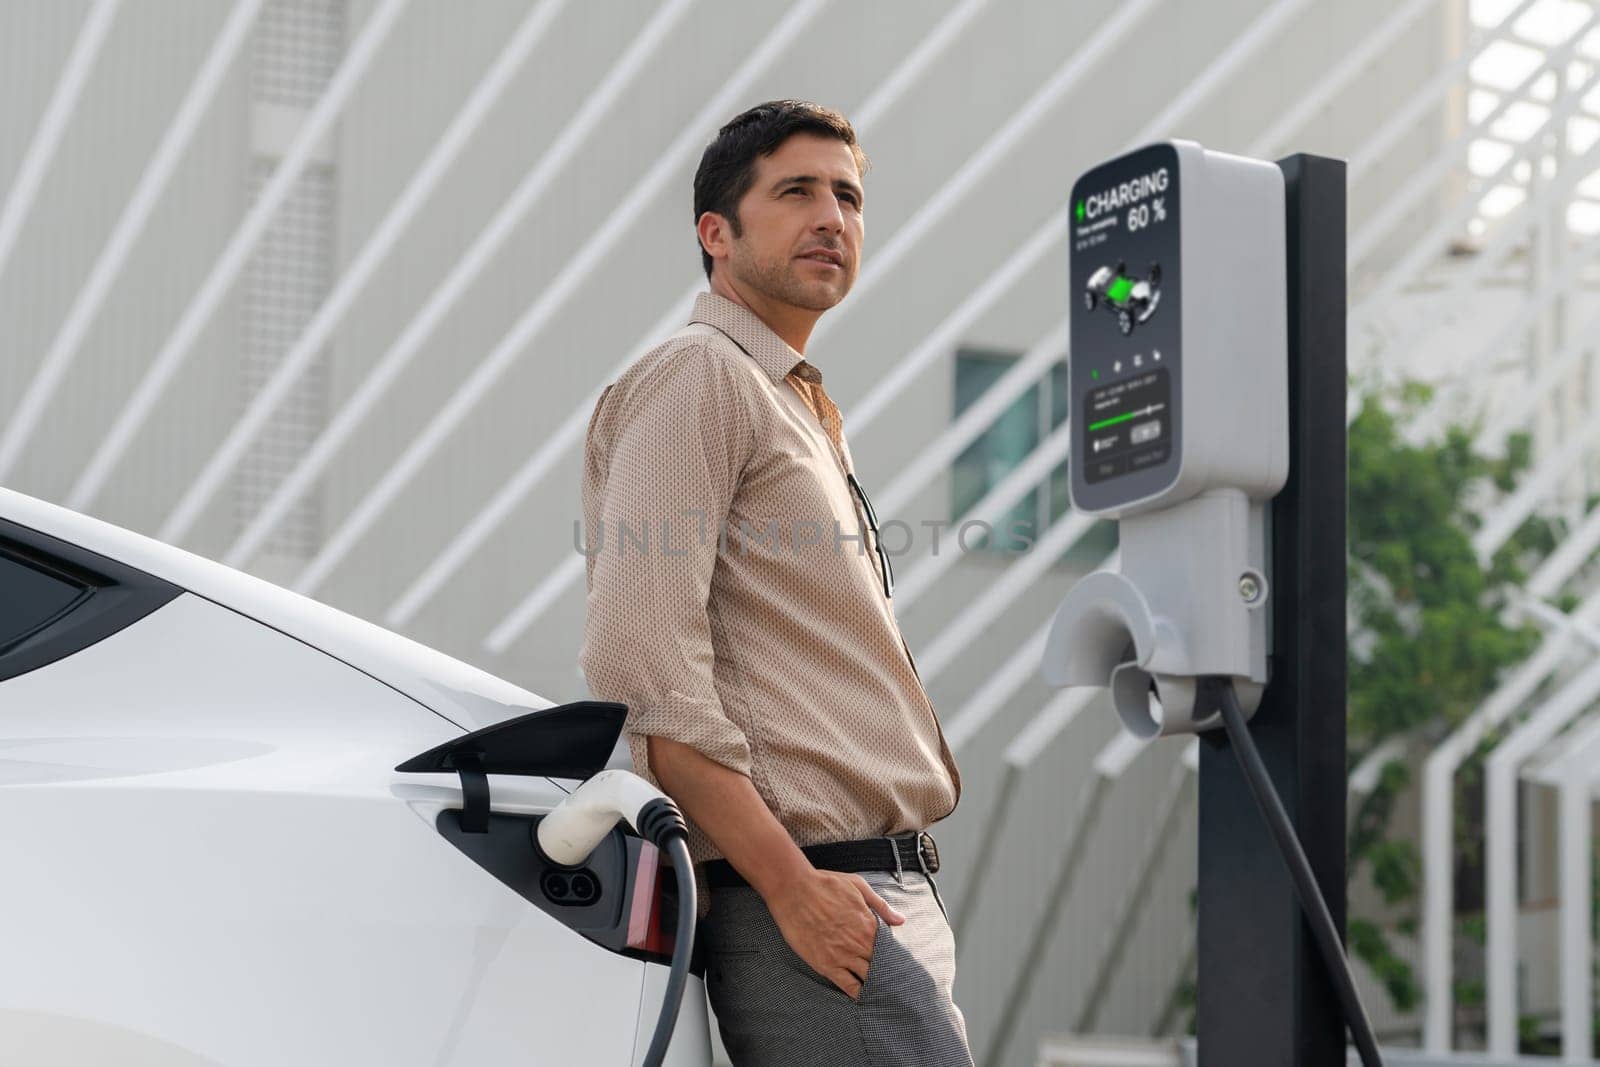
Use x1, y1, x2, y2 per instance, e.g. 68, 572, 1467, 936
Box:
578, 290, 961, 908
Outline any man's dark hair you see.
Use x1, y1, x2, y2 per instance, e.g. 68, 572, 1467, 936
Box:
693, 99, 870, 280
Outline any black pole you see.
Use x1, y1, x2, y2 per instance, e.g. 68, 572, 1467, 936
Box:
1196, 154, 1348, 1066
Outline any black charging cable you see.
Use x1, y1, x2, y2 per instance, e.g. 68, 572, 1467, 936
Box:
1198, 675, 1385, 1067
635, 797, 696, 1067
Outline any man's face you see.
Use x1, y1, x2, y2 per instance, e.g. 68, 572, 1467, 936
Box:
720, 133, 864, 311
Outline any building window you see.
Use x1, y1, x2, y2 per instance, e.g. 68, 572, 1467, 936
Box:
950, 347, 1116, 563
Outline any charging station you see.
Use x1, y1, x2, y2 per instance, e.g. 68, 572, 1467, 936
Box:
1044, 141, 1287, 738
1041, 144, 1364, 1066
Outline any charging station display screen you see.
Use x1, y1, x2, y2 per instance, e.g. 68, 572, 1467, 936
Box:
1083, 368, 1171, 483
1069, 143, 1182, 511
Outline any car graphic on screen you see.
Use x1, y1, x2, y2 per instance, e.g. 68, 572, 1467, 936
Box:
1084, 261, 1163, 336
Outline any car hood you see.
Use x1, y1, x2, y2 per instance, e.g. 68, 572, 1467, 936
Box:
0, 487, 552, 731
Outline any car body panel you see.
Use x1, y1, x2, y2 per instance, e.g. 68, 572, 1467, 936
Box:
0, 487, 543, 730
0, 592, 661, 1064
0, 496, 713, 1064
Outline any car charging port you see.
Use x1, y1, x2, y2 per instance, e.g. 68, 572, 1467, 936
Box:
541, 867, 600, 906
568, 869, 599, 904
541, 870, 571, 902
527, 816, 604, 906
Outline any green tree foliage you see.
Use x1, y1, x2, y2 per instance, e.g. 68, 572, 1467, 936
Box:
1346, 381, 1550, 1018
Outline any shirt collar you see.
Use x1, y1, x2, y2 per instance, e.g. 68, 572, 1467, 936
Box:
689, 290, 821, 386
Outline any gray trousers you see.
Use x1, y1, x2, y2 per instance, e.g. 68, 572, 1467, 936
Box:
701, 866, 975, 1067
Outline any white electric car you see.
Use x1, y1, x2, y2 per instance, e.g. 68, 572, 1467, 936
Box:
0, 485, 709, 1066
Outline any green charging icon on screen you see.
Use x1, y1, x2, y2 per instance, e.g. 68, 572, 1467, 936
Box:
1083, 260, 1163, 337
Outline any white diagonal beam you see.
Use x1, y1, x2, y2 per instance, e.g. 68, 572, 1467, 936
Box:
1462, 241, 1600, 451
1345, 0, 1542, 188
1244, 0, 1439, 158
1327, 0, 1558, 345
388, 0, 996, 626
485, 552, 587, 654
0, 0, 121, 289
947, 547, 1113, 755
157, 0, 575, 544
1515, 592, 1600, 652
841, 0, 1312, 433
948, 683, 1099, 935
1349, 14, 1600, 270
945, 619, 1055, 756
1002, 686, 1102, 768
805, 0, 1179, 359
1528, 498, 1600, 599
482, 0, 1305, 650
919, 510, 1099, 679
1371, 229, 1600, 451
217, 0, 700, 570
0, 0, 262, 482
1448, 242, 1600, 424
1347, 7, 1594, 343
1372, 179, 1600, 380
1361, 185, 1600, 390
1496, 18, 1600, 59
850, 0, 992, 134
1528, 716, 1600, 792
984, 751, 1187, 1067
1349, 735, 1407, 797
1076, 768, 1194, 1032
400, 0, 1158, 630
1351, 123, 1600, 376
877, 319, 1066, 518
232, 0, 828, 582
1473, 418, 1600, 563
775, 0, 1311, 707
950, 679, 1159, 937
892, 421, 1077, 613
705, 0, 1491, 604
67, 0, 412, 510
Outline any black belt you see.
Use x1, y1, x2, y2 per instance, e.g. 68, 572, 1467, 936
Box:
703, 831, 940, 889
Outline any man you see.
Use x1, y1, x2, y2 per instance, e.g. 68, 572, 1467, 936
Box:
579, 99, 971, 1066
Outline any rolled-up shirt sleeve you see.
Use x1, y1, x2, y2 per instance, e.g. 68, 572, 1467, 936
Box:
578, 343, 756, 787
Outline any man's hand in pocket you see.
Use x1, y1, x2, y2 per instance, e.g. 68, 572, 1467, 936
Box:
766, 869, 904, 999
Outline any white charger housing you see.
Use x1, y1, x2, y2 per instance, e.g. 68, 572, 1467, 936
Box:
1042, 140, 1289, 737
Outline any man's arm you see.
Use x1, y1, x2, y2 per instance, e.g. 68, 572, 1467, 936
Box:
647, 735, 902, 1000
